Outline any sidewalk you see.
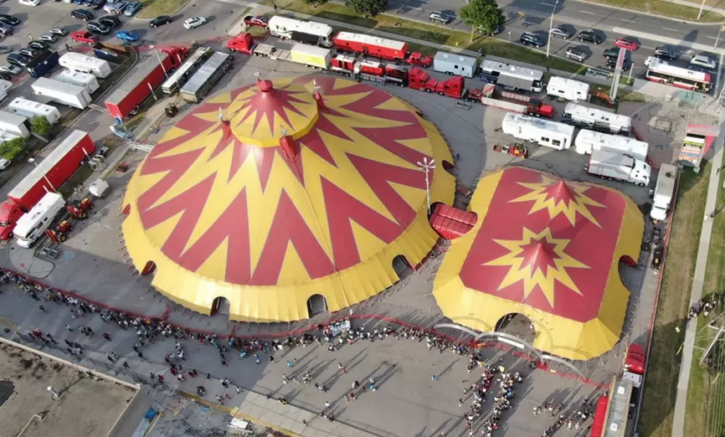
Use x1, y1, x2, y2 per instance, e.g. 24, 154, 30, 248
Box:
666, 0, 725, 17
671, 121, 725, 437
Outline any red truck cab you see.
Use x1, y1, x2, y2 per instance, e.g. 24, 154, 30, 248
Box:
162, 46, 188, 68
624, 343, 646, 375
408, 67, 464, 98
71, 31, 97, 44
227, 33, 255, 54
0, 200, 23, 240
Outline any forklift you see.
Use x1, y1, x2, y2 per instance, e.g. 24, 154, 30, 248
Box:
492, 143, 529, 159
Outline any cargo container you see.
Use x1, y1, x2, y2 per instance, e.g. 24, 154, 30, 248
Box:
546, 76, 590, 102
14, 192, 65, 248
651, 164, 677, 221
0, 111, 30, 138
179, 52, 233, 103
562, 103, 631, 135
433, 52, 477, 78
59, 52, 112, 79
32, 78, 92, 109
268, 16, 334, 47
252, 43, 331, 70
26, 50, 59, 79
0, 130, 95, 239
55, 69, 100, 94
586, 149, 651, 186
333, 32, 408, 61
105, 51, 174, 120
575, 129, 648, 161
7, 97, 61, 124
501, 112, 574, 150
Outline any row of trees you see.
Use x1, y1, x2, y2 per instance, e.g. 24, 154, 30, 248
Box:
299, 0, 504, 41
0, 116, 52, 161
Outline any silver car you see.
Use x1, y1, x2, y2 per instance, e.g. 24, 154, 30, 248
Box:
0, 64, 22, 75
39, 33, 58, 43
550, 25, 571, 39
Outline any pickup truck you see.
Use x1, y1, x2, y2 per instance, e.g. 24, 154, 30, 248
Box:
243, 15, 269, 28
70, 30, 97, 44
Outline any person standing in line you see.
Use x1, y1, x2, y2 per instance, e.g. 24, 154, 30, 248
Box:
65, 324, 73, 332
431, 374, 438, 381
103, 333, 111, 341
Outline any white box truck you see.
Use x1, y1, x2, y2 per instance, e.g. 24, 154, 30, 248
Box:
0, 79, 12, 103
433, 52, 477, 78
59, 52, 111, 79
6, 97, 61, 125
575, 129, 649, 161
586, 149, 651, 186
546, 76, 590, 102
55, 70, 100, 94
0, 111, 30, 138
14, 192, 65, 248
501, 112, 575, 150
32, 78, 92, 109
650, 164, 677, 221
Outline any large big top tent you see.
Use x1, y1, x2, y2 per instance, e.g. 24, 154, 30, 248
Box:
122, 76, 455, 322
433, 167, 643, 360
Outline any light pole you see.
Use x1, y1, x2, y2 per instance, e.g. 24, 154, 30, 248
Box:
149, 45, 168, 78
699, 0, 706, 20
416, 157, 435, 214
715, 25, 725, 48
28, 158, 56, 192
546, 0, 559, 58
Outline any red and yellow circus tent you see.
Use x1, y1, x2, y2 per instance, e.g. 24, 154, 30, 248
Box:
122, 76, 455, 322
433, 167, 643, 360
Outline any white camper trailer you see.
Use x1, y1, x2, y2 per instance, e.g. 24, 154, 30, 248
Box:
575, 129, 649, 161
501, 112, 575, 150
55, 70, 100, 94
433, 52, 477, 78
6, 97, 61, 125
546, 76, 590, 102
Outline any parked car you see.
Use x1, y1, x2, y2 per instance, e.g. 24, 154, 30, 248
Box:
87, 21, 111, 35
0, 64, 22, 75
74, 0, 84, 4
243, 15, 269, 28
550, 25, 571, 39
0, 45, 11, 54
0, 71, 12, 81
0, 159, 10, 171
429, 11, 452, 24
477, 24, 503, 36
6, 53, 32, 67
115, 30, 138, 41
71, 30, 97, 43
0, 15, 20, 26
98, 15, 121, 28
28, 40, 49, 51
149, 15, 171, 27
520, 32, 544, 47
654, 46, 677, 61
39, 33, 59, 43
603, 47, 629, 59
18, 0, 40, 6
49, 27, 68, 36
183, 16, 207, 29
0, 24, 13, 36
606, 57, 630, 71
86, 0, 105, 8
615, 37, 638, 51
690, 54, 717, 70
72, 9, 95, 21
565, 46, 587, 62
124, 0, 141, 16
17, 47, 39, 59
578, 29, 602, 44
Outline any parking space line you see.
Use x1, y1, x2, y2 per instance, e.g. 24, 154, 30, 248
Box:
580, 10, 596, 14
664, 27, 679, 32
541, 2, 556, 6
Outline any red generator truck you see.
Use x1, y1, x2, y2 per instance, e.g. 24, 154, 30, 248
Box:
329, 54, 409, 86
0, 130, 96, 240
104, 46, 188, 120
478, 84, 555, 118
408, 67, 464, 98
333, 32, 408, 61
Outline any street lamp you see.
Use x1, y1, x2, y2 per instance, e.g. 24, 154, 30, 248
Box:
546, 0, 559, 58
416, 157, 435, 214
28, 158, 56, 192
149, 45, 168, 78
715, 25, 725, 48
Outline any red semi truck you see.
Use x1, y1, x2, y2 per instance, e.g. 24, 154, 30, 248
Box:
104, 46, 188, 120
0, 130, 96, 240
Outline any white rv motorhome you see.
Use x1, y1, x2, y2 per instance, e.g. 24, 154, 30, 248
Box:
501, 112, 575, 150
14, 192, 65, 248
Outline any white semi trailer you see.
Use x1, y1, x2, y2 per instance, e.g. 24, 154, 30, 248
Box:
586, 149, 651, 186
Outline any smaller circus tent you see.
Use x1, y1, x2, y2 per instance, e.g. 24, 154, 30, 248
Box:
122, 76, 455, 322
433, 167, 643, 360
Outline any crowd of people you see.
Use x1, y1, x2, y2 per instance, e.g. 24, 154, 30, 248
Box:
3, 269, 599, 436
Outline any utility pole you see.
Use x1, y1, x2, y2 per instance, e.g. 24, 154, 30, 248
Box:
546, 0, 559, 58
699, 0, 707, 20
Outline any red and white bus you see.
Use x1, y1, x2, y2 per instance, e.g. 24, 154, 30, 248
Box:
645, 57, 711, 93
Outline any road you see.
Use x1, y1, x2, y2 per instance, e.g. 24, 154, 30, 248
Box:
387, 0, 725, 75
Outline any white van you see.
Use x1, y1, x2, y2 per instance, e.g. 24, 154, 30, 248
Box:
14, 192, 65, 248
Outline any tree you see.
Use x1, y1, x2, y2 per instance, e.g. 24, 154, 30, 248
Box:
0, 137, 27, 161
345, 0, 387, 17
31, 116, 51, 136
460, 0, 504, 43
302, 0, 328, 7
